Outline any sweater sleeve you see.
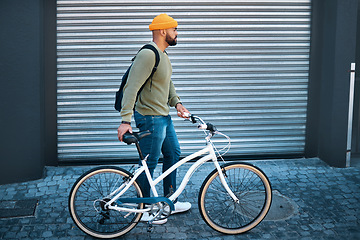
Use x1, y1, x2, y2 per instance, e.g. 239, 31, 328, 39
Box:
120, 49, 155, 122
168, 79, 181, 107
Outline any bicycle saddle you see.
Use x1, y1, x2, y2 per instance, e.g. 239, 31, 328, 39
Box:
123, 130, 151, 145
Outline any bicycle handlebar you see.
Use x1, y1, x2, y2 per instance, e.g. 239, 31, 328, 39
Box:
183, 113, 217, 133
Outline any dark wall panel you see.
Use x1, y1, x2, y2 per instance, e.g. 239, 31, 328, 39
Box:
0, 0, 45, 184
306, 0, 358, 167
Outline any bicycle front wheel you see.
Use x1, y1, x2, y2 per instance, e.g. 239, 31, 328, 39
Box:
69, 166, 144, 239
198, 162, 272, 234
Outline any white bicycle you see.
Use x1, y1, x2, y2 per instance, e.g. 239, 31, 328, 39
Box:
68, 115, 272, 238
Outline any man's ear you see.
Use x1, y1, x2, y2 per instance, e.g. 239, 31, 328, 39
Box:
159, 29, 166, 37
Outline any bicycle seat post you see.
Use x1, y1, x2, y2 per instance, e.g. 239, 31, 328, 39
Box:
123, 131, 151, 160
135, 142, 145, 160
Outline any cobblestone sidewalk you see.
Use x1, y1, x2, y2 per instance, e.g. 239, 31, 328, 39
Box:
0, 158, 359, 239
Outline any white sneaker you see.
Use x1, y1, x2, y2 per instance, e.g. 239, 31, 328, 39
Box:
140, 212, 167, 225
171, 201, 192, 214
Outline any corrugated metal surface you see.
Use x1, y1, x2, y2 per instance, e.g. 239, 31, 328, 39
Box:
57, 0, 311, 162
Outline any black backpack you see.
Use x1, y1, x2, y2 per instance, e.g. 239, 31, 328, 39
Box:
114, 44, 160, 112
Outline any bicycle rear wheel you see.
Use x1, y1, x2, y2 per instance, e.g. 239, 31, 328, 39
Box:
198, 162, 272, 234
69, 166, 143, 239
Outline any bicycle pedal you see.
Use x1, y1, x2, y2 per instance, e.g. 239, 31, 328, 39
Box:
147, 223, 153, 233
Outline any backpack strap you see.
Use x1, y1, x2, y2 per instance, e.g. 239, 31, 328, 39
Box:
132, 44, 160, 90
141, 44, 160, 90
140, 44, 160, 74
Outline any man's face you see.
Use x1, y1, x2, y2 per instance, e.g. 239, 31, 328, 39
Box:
165, 27, 178, 46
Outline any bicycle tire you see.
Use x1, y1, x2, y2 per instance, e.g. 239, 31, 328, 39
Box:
198, 162, 272, 234
68, 166, 144, 239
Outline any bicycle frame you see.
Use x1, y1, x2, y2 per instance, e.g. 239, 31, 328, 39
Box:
105, 137, 239, 212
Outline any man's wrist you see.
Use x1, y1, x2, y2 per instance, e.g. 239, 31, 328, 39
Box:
121, 121, 131, 125
175, 102, 182, 109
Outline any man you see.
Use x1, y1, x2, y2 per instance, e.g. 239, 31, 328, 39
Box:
117, 14, 191, 224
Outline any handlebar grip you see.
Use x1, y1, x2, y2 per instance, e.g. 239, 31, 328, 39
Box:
206, 123, 217, 132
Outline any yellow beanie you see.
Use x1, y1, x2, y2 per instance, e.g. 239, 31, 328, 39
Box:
149, 14, 178, 31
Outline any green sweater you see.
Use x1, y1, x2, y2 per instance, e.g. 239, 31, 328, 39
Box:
120, 42, 181, 122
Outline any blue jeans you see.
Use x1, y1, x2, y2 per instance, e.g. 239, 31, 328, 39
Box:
134, 111, 181, 197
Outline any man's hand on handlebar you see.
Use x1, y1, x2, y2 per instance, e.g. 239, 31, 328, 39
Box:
176, 103, 190, 119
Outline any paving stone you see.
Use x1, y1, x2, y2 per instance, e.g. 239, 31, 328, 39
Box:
0, 158, 360, 239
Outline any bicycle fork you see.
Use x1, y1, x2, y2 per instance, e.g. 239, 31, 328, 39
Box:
210, 148, 240, 204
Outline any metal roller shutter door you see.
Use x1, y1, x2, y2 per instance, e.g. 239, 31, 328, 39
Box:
57, 0, 311, 163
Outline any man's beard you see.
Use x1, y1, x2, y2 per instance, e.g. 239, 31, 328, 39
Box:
166, 35, 177, 46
